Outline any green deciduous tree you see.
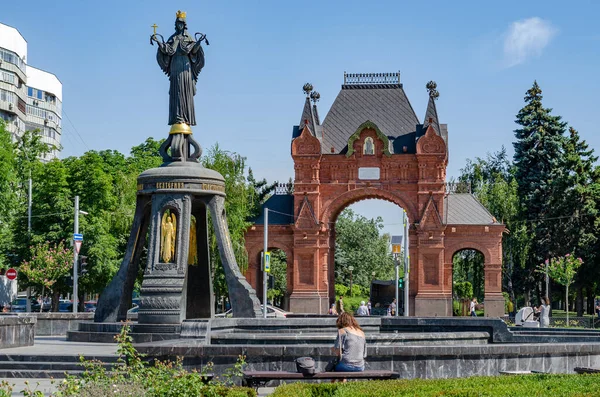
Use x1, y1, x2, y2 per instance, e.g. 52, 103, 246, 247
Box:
20, 240, 72, 311
202, 144, 273, 301
266, 249, 287, 308
0, 121, 18, 269
538, 254, 583, 324
334, 208, 394, 290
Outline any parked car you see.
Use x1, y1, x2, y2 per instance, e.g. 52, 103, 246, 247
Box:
215, 305, 290, 318
10, 298, 30, 312
84, 301, 97, 313
58, 299, 73, 312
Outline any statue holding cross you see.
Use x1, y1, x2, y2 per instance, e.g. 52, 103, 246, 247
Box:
150, 11, 209, 133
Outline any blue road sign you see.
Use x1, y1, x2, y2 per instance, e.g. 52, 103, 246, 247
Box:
73, 233, 83, 241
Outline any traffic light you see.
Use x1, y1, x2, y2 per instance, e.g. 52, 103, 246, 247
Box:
79, 256, 88, 276
268, 274, 275, 289
398, 277, 404, 289
63, 276, 73, 287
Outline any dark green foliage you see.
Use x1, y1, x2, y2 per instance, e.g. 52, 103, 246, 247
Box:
266, 249, 287, 307
0, 121, 18, 269
513, 81, 567, 283
452, 250, 484, 301
334, 209, 394, 290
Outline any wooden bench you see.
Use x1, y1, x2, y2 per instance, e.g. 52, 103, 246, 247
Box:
242, 370, 399, 388
574, 367, 600, 374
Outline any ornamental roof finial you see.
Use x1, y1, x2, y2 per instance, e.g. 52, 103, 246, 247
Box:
303, 83, 313, 97
310, 91, 320, 103
426, 80, 439, 100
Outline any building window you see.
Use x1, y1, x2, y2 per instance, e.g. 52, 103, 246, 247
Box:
363, 137, 374, 155
28, 87, 33, 97
37, 90, 43, 100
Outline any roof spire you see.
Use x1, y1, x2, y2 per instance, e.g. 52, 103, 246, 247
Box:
310, 91, 321, 125
299, 83, 320, 134
423, 81, 440, 135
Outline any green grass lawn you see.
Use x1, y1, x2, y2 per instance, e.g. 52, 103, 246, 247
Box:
272, 374, 600, 396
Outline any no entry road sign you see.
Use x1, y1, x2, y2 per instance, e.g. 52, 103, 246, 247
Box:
5, 268, 17, 280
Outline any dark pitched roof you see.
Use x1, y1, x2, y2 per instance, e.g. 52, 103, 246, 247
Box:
299, 97, 316, 134
320, 84, 419, 154
423, 96, 440, 135
444, 194, 501, 225
251, 195, 294, 225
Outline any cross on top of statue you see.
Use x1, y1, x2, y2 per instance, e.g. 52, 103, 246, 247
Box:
150, 11, 210, 164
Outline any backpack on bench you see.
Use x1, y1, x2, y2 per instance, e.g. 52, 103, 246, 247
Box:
295, 357, 317, 375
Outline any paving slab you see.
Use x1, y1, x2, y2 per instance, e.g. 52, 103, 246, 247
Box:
0, 336, 118, 357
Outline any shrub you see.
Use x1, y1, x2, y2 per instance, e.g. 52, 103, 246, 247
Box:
453, 281, 473, 300
335, 284, 349, 297
0, 381, 12, 397
344, 296, 369, 313
351, 284, 364, 297
452, 299, 460, 316
52, 323, 256, 397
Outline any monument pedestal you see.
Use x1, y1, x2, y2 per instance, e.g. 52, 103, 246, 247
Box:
96, 161, 262, 324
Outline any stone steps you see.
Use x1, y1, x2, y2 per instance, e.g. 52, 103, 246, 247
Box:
67, 330, 180, 343
0, 354, 119, 379
210, 331, 490, 345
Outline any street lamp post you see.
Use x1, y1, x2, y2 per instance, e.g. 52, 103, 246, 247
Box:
348, 266, 354, 297
391, 235, 402, 317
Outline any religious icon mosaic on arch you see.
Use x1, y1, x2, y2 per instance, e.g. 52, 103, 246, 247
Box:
363, 137, 374, 155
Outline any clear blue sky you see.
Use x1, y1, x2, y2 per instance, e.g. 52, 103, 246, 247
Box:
3, 1, 599, 238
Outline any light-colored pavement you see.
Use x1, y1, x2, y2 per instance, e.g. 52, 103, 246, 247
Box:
1, 336, 118, 356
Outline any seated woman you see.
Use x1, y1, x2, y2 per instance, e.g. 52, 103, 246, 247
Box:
333, 312, 367, 372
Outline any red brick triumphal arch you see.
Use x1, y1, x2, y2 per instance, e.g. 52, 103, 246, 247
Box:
245, 73, 505, 316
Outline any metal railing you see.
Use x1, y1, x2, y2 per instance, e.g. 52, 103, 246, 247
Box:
274, 183, 294, 195
502, 315, 599, 329
344, 72, 400, 85
445, 182, 471, 194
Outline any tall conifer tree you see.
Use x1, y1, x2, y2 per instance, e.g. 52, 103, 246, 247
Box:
513, 81, 567, 276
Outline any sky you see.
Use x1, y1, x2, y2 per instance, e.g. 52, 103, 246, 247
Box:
3, 0, 599, 238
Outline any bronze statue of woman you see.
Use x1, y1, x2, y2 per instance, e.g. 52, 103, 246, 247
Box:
151, 11, 207, 129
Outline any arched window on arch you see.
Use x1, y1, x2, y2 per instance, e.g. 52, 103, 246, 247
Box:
363, 137, 374, 155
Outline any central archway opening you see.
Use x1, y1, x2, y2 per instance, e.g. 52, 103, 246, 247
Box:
331, 199, 406, 315
452, 249, 485, 316
254, 248, 289, 311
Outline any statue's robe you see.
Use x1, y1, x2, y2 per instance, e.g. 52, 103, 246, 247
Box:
157, 32, 205, 126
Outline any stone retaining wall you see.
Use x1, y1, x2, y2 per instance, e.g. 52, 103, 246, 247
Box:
0, 315, 35, 348
19, 313, 139, 336
136, 341, 600, 378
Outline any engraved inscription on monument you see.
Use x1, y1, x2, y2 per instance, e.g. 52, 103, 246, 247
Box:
358, 167, 380, 180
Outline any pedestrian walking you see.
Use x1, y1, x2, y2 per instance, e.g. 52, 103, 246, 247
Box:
329, 303, 338, 316
356, 301, 369, 316
536, 296, 550, 328
336, 295, 344, 314
470, 297, 478, 317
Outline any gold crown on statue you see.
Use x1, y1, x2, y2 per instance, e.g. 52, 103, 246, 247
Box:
176, 10, 187, 19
